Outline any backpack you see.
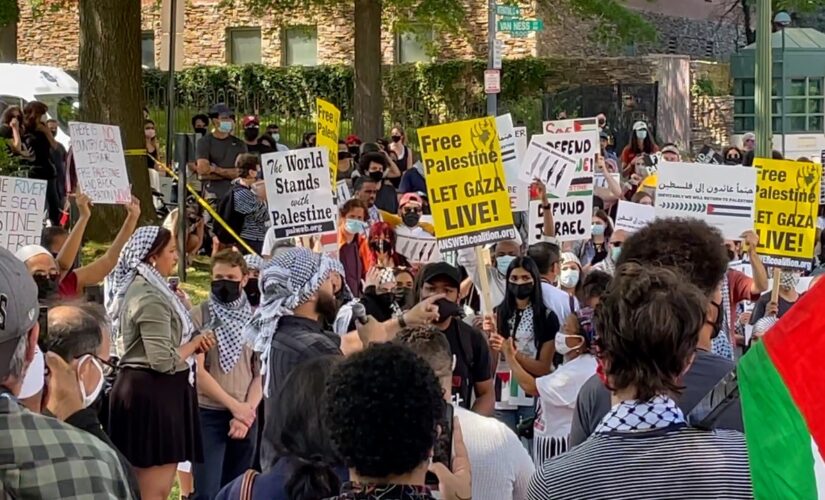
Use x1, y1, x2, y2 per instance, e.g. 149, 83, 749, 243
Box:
214, 184, 246, 244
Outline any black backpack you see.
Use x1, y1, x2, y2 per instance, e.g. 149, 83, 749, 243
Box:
214, 184, 246, 244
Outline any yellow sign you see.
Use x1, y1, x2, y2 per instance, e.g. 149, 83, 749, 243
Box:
418, 117, 516, 251
754, 158, 821, 271
316, 98, 340, 185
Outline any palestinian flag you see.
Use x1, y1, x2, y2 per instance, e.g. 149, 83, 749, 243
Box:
739, 280, 825, 499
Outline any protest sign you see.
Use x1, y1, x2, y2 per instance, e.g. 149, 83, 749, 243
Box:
754, 158, 821, 271
0, 176, 47, 253
396, 233, 442, 264
316, 98, 340, 185
594, 172, 621, 190
263, 147, 337, 239
418, 117, 516, 252
534, 130, 599, 196
819, 149, 825, 206
542, 117, 599, 135
496, 114, 528, 212
528, 197, 593, 245
655, 162, 756, 240
615, 200, 655, 234
520, 138, 576, 198
335, 180, 351, 208
696, 145, 724, 165
68, 122, 131, 204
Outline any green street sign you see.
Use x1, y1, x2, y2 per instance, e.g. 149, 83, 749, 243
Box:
497, 19, 544, 33
496, 4, 521, 17
510, 30, 530, 38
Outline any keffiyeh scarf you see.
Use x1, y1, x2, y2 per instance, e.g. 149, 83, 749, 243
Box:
209, 295, 253, 373
244, 254, 265, 272
712, 273, 734, 360
244, 247, 339, 396
105, 226, 196, 350
595, 395, 685, 434
508, 307, 536, 357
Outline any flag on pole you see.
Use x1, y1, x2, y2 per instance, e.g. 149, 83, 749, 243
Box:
739, 280, 825, 499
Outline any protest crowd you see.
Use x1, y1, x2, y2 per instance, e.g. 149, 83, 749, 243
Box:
3, 96, 825, 500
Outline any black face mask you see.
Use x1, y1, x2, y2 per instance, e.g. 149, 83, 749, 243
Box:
194, 127, 208, 136
244, 278, 261, 307
727, 249, 736, 261
391, 135, 402, 143
33, 274, 59, 301
212, 279, 242, 304
394, 287, 411, 305
725, 157, 741, 165
370, 240, 389, 254
402, 211, 421, 228
707, 301, 724, 338
433, 298, 461, 324
373, 292, 396, 311
244, 128, 259, 141
368, 171, 384, 182
507, 282, 534, 300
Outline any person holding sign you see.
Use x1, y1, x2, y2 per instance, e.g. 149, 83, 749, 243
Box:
749, 270, 803, 326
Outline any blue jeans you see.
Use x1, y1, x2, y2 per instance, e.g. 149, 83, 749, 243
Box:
495, 406, 535, 455
193, 407, 257, 500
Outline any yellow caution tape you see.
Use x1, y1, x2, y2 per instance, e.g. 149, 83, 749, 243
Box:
146, 155, 260, 257
124, 149, 148, 156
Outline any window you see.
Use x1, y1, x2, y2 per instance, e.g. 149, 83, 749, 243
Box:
705, 41, 714, 57
396, 26, 434, 63
283, 26, 317, 66
733, 77, 825, 133
227, 27, 262, 64
141, 31, 155, 69
666, 36, 677, 54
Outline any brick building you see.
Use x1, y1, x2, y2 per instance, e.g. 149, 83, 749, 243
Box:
15, 0, 744, 70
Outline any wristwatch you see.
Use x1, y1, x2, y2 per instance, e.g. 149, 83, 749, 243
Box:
397, 312, 407, 328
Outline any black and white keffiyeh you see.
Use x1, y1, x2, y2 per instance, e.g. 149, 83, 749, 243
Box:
105, 226, 196, 347
244, 247, 339, 396
594, 395, 685, 434
209, 294, 253, 373
244, 254, 265, 272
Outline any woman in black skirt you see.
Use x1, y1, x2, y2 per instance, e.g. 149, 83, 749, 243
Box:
106, 227, 216, 500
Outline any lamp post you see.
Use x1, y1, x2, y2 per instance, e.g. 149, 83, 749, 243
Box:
754, 0, 773, 159
775, 11, 792, 157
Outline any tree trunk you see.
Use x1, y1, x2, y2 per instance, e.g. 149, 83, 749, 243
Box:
0, 20, 16, 62
742, 0, 756, 45
353, 0, 383, 141
78, 0, 155, 241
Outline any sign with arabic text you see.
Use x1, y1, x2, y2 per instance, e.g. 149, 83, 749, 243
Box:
614, 200, 655, 234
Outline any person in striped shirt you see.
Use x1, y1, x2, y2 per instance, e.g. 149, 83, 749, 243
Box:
232, 153, 270, 255
528, 263, 753, 500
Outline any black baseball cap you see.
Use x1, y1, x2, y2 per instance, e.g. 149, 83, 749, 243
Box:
419, 262, 461, 288
0, 247, 39, 380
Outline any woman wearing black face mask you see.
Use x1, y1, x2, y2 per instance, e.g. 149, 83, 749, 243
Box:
243, 254, 264, 308
333, 267, 400, 336
488, 256, 559, 435
723, 146, 743, 165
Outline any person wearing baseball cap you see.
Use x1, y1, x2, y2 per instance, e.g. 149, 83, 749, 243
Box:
416, 262, 494, 415
620, 120, 658, 177
0, 247, 135, 498
196, 103, 248, 206
395, 192, 433, 238
241, 115, 274, 159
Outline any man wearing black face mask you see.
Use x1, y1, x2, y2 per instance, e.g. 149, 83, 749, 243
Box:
191, 250, 260, 498
358, 151, 399, 214
395, 193, 432, 238
241, 115, 274, 159
418, 263, 494, 416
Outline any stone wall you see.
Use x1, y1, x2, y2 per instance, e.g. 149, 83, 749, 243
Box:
691, 96, 734, 153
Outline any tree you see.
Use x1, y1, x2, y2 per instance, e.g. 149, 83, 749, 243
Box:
0, 0, 17, 62
730, 0, 825, 45
78, 0, 156, 241
238, 0, 654, 141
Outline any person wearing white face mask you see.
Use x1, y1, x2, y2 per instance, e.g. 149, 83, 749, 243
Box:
570, 210, 613, 269
458, 235, 523, 314
337, 199, 371, 297
501, 308, 596, 469
558, 253, 583, 304
620, 120, 659, 177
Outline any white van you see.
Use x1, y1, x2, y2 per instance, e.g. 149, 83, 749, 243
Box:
0, 63, 79, 149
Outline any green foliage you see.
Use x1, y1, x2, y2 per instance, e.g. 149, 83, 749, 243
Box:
0, 143, 24, 177
0, 0, 18, 26
556, 0, 658, 46
691, 77, 718, 97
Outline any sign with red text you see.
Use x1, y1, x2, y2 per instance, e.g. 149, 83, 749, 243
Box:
68, 122, 131, 204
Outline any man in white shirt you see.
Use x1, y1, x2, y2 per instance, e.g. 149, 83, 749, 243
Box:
528, 242, 578, 323
397, 325, 534, 500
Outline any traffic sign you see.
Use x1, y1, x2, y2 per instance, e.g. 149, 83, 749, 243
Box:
496, 4, 520, 17
484, 70, 501, 94
493, 40, 503, 69
497, 19, 544, 33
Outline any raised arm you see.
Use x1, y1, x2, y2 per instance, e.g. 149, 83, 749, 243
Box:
56, 193, 92, 279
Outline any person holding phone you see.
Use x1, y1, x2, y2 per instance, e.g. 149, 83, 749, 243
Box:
106, 227, 217, 500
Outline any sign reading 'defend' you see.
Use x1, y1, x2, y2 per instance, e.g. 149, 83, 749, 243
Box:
262, 147, 337, 239
68, 122, 131, 204
0, 176, 47, 253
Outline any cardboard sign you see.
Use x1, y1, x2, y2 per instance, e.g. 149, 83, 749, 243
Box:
655, 162, 756, 240
262, 147, 337, 239
541, 117, 599, 135
0, 176, 47, 253
396, 233, 442, 264
615, 200, 655, 234
496, 114, 528, 212
594, 172, 621, 190
68, 122, 131, 204
528, 197, 593, 244
316, 98, 340, 185
418, 117, 516, 251
520, 138, 576, 198
335, 180, 351, 208
533, 130, 599, 196
754, 158, 821, 271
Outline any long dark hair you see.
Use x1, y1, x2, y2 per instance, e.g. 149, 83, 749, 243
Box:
142, 228, 173, 264
629, 126, 655, 155
273, 356, 343, 500
23, 101, 48, 131
1, 105, 21, 125
496, 256, 554, 353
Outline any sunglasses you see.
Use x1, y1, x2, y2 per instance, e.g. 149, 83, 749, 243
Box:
727, 155, 741, 161
610, 241, 623, 248
402, 206, 422, 214
745, 139, 755, 144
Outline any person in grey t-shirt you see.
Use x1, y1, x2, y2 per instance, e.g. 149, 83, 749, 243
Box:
196, 103, 247, 202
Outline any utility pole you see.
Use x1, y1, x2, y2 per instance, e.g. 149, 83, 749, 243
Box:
754, 0, 772, 158
486, 0, 497, 117
165, 0, 184, 280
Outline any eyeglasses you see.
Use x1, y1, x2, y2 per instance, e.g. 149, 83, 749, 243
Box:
610, 241, 623, 248
76, 354, 119, 377
33, 272, 60, 281
745, 139, 755, 144
402, 206, 422, 214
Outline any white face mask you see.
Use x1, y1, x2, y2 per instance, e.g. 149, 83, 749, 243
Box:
76, 355, 105, 408
559, 268, 580, 288
554, 332, 583, 356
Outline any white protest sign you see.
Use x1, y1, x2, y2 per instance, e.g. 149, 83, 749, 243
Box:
542, 117, 599, 135
528, 197, 593, 244
534, 130, 599, 195
496, 114, 528, 212
519, 138, 576, 199
335, 180, 352, 208
615, 200, 655, 234
655, 161, 756, 240
514, 127, 527, 160
68, 122, 131, 204
0, 176, 47, 253
396, 233, 442, 264
594, 172, 621, 190
263, 147, 337, 239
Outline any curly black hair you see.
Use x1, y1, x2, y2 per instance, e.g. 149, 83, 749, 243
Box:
324, 343, 444, 479
616, 217, 727, 295
582, 270, 612, 303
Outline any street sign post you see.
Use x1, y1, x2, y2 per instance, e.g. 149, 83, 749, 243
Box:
496, 4, 520, 17
484, 69, 501, 94
497, 19, 544, 32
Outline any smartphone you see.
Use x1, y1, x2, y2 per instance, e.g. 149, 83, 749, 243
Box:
168, 277, 180, 292
425, 402, 454, 486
